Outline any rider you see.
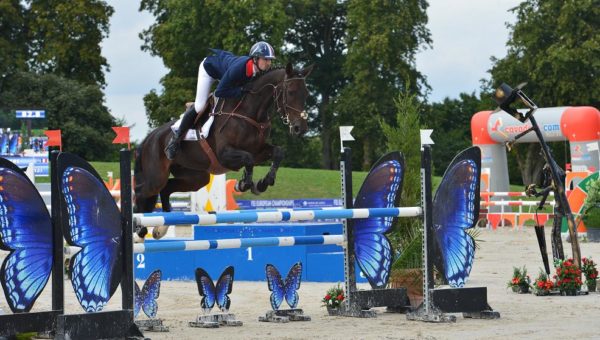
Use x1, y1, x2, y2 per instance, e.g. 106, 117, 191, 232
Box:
164, 41, 276, 160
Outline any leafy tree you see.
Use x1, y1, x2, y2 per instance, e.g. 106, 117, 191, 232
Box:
0, 0, 27, 87
336, 0, 431, 170
381, 91, 423, 269
0, 72, 120, 160
283, 0, 348, 169
488, 0, 600, 184
26, 0, 114, 87
422, 92, 494, 175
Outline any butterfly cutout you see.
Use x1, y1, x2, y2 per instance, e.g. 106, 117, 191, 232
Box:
195, 266, 234, 313
135, 269, 162, 318
57, 153, 123, 312
265, 262, 302, 310
353, 152, 404, 288
0, 158, 52, 313
432, 147, 481, 288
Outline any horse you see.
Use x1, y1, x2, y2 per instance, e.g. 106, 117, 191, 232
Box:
134, 62, 314, 240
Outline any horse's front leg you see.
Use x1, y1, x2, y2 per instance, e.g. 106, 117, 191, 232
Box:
218, 146, 257, 194
256, 145, 283, 193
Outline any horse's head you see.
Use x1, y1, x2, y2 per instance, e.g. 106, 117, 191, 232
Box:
275, 63, 314, 137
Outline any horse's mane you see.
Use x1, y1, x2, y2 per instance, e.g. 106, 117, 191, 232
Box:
249, 65, 303, 84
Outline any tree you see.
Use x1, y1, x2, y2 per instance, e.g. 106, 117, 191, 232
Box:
422, 92, 494, 175
488, 0, 600, 184
0, 0, 27, 85
336, 0, 431, 170
26, 0, 114, 87
283, 0, 348, 169
0, 72, 120, 160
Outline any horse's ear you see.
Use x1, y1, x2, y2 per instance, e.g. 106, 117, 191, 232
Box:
301, 64, 314, 78
286, 62, 293, 77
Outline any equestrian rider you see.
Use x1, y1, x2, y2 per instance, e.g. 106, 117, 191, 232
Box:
164, 41, 276, 160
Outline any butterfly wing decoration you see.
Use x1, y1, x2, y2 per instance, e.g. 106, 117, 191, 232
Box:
353, 152, 404, 288
432, 147, 481, 288
0, 158, 52, 313
195, 266, 234, 313
57, 153, 123, 312
134, 269, 162, 318
266, 262, 302, 310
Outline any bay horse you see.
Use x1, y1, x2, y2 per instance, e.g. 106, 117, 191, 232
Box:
134, 63, 314, 239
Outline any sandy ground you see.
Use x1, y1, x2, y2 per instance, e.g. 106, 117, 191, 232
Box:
1, 227, 600, 340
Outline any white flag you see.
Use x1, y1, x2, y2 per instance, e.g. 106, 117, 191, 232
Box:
420, 129, 434, 145
339, 126, 355, 141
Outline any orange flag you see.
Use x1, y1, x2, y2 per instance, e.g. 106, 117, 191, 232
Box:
112, 126, 130, 149
44, 130, 62, 151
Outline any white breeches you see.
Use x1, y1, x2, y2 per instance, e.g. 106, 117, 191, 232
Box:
194, 59, 215, 113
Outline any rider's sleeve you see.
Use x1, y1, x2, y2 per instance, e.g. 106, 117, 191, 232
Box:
214, 59, 249, 98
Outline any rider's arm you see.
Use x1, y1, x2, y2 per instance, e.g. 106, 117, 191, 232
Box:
214, 58, 252, 98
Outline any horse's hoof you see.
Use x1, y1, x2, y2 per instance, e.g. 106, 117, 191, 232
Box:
256, 180, 268, 193
235, 181, 251, 192
250, 183, 262, 195
153, 226, 170, 239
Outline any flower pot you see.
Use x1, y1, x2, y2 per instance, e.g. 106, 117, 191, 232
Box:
534, 290, 550, 296
587, 280, 597, 292
518, 285, 530, 294
326, 306, 340, 316
511, 286, 519, 293
561, 289, 579, 296
389, 268, 423, 307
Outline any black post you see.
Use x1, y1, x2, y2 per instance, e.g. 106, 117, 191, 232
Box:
421, 145, 434, 312
341, 147, 356, 300
120, 149, 134, 310
528, 114, 580, 266
50, 149, 64, 312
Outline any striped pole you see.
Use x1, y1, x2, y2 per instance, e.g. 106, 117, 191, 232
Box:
481, 201, 555, 207
64, 235, 344, 255
480, 191, 555, 198
133, 207, 422, 227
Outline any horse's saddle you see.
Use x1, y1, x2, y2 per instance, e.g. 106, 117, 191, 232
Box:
170, 96, 216, 141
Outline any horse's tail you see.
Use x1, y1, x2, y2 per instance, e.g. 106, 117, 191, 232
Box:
134, 141, 143, 179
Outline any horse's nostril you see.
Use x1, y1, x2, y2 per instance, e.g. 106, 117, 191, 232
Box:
294, 125, 300, 134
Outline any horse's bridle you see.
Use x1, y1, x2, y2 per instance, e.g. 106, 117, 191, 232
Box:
273, 77, 309, 126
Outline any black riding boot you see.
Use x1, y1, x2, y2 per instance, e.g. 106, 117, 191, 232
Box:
165, 105, 197, 160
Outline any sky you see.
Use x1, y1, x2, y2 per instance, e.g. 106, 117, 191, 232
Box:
102, 1, 521, 142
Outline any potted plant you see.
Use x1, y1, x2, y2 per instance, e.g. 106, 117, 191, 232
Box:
554, 258, 582, 296
532, 269, 554, 296
507, 266, 531, 293
582, 257, 598, 292
582, 178, 600, 242
322, 283, 345, 315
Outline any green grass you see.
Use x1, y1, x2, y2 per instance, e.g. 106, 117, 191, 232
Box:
35, 162, 441, 199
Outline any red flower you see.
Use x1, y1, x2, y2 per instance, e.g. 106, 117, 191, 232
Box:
336, 294, 344, 301
325, 294, 331, 300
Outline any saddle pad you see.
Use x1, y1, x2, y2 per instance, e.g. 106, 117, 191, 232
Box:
171, 116, 203, 141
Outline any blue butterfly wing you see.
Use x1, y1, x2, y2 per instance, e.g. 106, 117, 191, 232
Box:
283, 262, 302, 309
353, 152, 404, 288
59, 159, 123, 313
433, 147, 481, 288
215, 266, 234, 312
141, 270, 161, 318
195, 267, 216, 313
134, 282, 142, 318
0, 160, 52, 313
265, 264, 284, 310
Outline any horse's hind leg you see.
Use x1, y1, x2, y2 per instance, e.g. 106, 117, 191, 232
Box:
154, 171, 211, 239
255, 145, 284, 193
